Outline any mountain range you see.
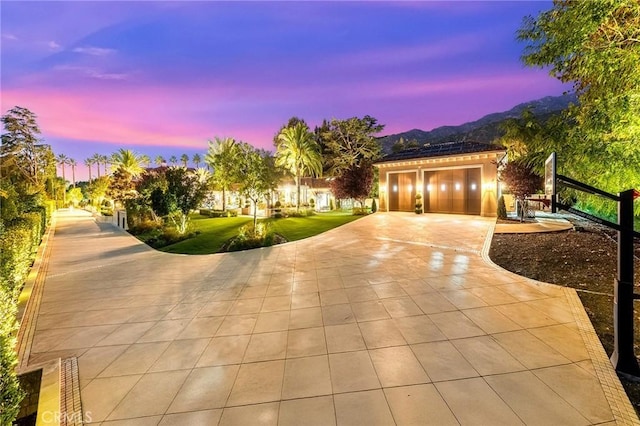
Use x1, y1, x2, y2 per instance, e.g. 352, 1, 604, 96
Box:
378, 93, 577, 154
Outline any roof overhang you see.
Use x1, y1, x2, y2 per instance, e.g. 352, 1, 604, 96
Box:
375, 150, 506, 168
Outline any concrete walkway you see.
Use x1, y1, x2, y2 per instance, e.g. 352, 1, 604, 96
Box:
21, 209, 637, 425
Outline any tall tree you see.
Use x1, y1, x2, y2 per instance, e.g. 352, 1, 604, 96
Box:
68, 158, 77, 187
99, 154, 109, 176
140, 154, 151, 168
276, 122, 323, 211
110, 148, 145, 178
169, 155, 178, 166
273, 116, 308, 147
180, 153, 189, 168
517, 0, 640, 215
56, 153, 69, 184
154, 155, 166, 167
91, 153, 102, 177
317, 115, 384, 175
192, 153, 202, 168
205, 137, 240, 211
84, 158, 93, 182
1, 106, 46, 185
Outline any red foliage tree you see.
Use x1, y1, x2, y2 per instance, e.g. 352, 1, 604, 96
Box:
499, 160, 543, 221
329, 163, 374, 209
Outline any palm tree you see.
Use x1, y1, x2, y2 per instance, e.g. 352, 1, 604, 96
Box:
141, 154, 151, 168
169, 155, 178, 166
154, 155, 166, 167
276, 122, 323, 211
68, 158, 77, 187
192, 153, 202, 168
92, 154, 102, 177
99, 154, 109, 175
57, 154, 69, 182
180, 153, 189, 168
205, 137, 240, 211
111, 148, 145, 177
85, 158, 94, 181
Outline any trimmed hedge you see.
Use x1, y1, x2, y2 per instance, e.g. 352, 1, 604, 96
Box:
199, 209, 238, 218
0, 208, 49, 423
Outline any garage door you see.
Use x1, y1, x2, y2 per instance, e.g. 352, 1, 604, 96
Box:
388, 172, 416, 212
423, 168, 481, 214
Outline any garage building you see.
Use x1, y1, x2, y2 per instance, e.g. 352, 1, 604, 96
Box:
375, 141, 506, 217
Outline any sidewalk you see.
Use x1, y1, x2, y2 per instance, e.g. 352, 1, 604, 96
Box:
18, 210, 638, 425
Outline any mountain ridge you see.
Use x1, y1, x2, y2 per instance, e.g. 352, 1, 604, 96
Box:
378, 93, 577, 154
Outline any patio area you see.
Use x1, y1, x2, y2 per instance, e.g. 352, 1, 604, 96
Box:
18, 209, 637, 425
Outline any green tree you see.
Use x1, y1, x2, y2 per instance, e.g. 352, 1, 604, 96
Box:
68, 158, 77, 187
140, 154, 151, 168
180, 154, 189, 168
67, 187, 83, 207
169, 155, 178, 166
110, 148, 145, 178
192, 153, 202, 168
276, 122, 322, 211
84, 158, 94, 182
164, 167, 208, 234
91, 154, 102, 177
56, 153, 69, 184
107, 169, 135, 209
518, 0, 640, 215
205, 137, 240, 211
317, 115, 384, 175
236, 143, 279, 230
87, 176, 110, 207
99, 154, 109, 176
1, 106, 46, 185
154, 155, 166, 167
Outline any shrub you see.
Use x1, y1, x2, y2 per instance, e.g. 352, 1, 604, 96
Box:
371, 199, 377, 213
221, 223, 287, 252
128, 220, 162, 235
329, 199, 335, 210
415, 193, 423, 214
199, 209, 238, 218
497, 195, 507, 219
0, 211, 46, 423
352, 207, 369, 216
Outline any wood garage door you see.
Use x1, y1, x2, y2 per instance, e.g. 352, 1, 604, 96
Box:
423, 168, 481, 214
388, 172, 416, 212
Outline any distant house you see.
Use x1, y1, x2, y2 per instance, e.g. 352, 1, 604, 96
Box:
374, 141, 506, 216
273, 177, 335, 211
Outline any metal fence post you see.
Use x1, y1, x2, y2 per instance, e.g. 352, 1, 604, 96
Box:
610, 189, 639, 376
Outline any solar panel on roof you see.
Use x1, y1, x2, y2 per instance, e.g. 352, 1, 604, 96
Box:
376, 141, 505, 163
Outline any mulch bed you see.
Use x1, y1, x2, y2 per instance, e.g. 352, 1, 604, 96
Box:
489, 219, 640, 415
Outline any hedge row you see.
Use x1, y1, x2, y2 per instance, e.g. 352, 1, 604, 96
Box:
199, 209, 238, 218
0, 207, 50, 424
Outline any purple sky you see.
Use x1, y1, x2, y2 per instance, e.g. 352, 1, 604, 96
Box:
1, 1, 565, 181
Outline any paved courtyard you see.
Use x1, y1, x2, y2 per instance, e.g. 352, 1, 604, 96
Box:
20, 209, 638, 425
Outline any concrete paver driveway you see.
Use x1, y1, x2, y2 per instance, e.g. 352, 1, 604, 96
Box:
22, 210, 637, 425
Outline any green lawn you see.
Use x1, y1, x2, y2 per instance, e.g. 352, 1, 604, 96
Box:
160, 211, 363, 254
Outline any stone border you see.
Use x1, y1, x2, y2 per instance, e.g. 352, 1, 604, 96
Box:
17, 212, 57, 371
482, 219, 639, 424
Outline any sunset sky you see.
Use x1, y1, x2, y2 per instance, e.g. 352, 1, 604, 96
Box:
1, 1, 566, 181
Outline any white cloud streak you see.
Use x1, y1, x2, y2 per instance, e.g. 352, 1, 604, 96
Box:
72, 46, 116, 56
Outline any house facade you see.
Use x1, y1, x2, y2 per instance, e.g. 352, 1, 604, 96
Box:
375, 141, 506, 217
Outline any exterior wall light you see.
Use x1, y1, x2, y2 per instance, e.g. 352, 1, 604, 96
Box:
441, 184, 446, 191
393, 185, 398, 192
455, 183, 461, 191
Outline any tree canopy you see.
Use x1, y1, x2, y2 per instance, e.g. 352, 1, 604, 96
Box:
276, 122, 322, 211
514, 1, 640, 215
205, 137, 240, 211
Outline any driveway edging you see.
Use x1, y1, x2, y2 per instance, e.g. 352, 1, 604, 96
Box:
481, 219, 639, 424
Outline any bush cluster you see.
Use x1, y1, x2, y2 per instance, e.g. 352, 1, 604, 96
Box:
222, 223, 287, 252
199, 209, 238, 218
0, 207, 50, 424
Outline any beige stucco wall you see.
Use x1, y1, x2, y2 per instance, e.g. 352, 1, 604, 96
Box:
376, 151, 504, 217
